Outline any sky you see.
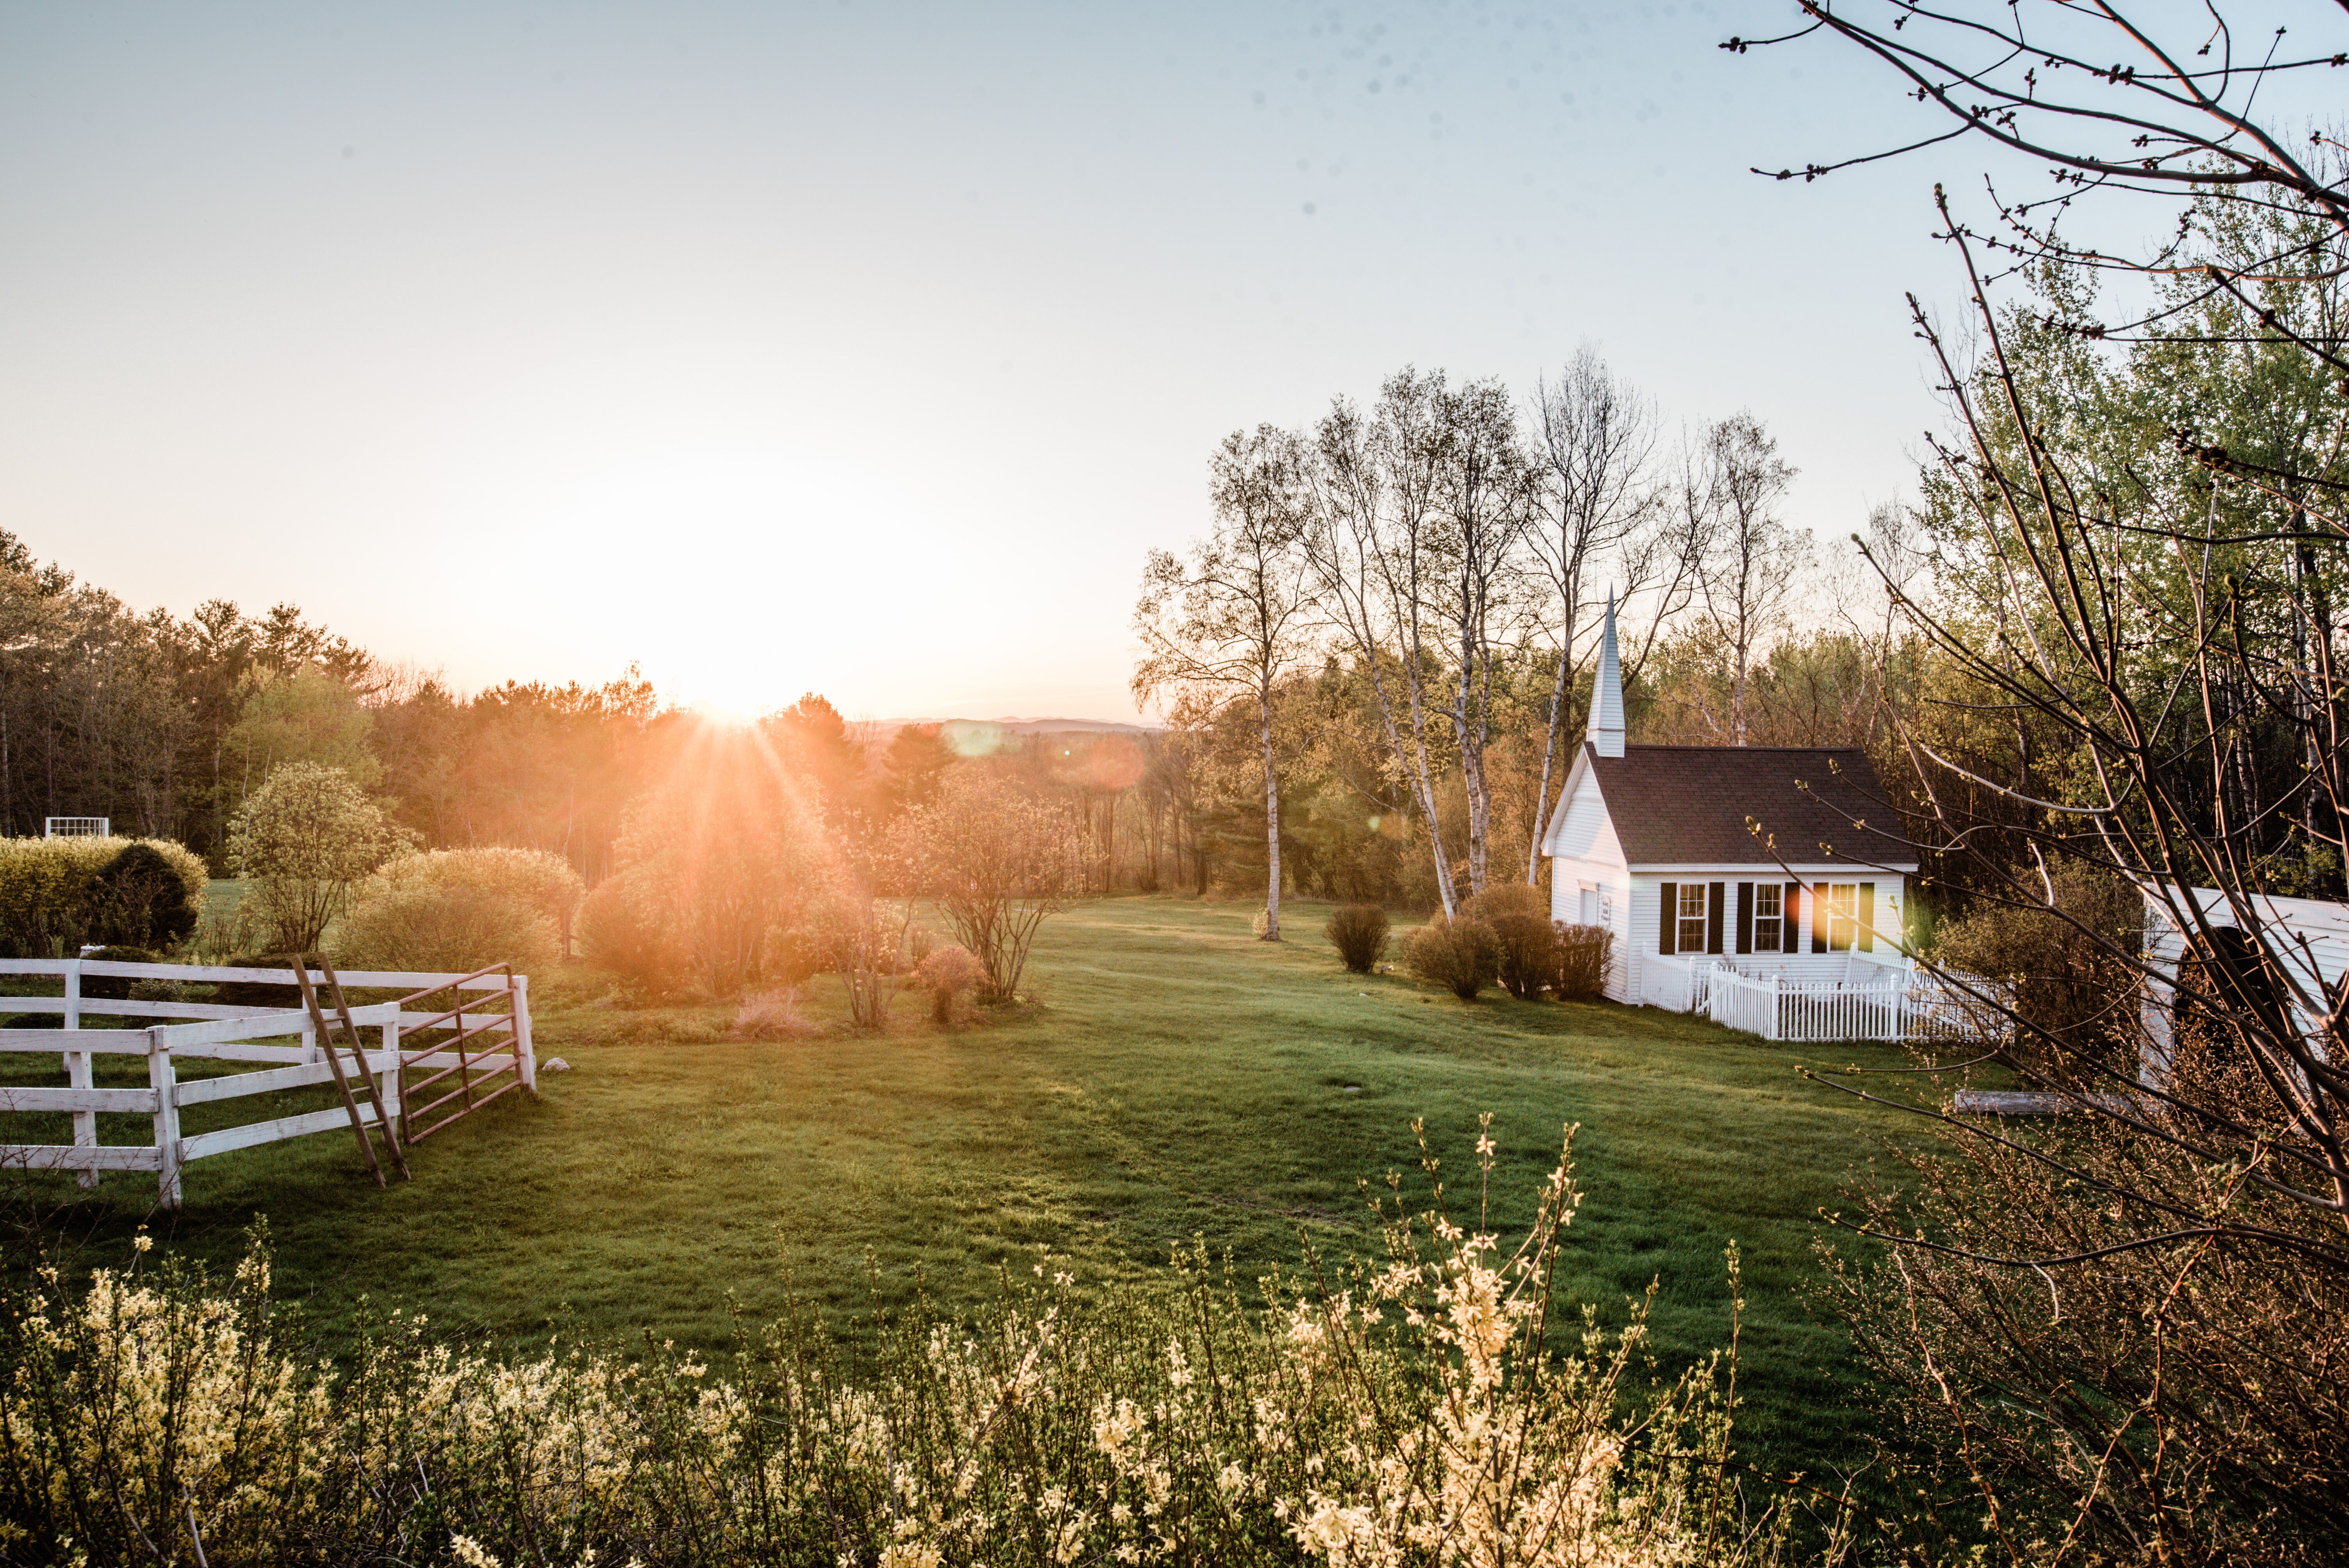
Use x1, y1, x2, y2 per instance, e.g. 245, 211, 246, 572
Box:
1, 1, 2033, 722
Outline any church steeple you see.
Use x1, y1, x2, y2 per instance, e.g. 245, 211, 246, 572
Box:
1587, 590, 1625, 758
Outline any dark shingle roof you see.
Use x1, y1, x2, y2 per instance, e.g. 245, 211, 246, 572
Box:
1586, 743, 1914, 868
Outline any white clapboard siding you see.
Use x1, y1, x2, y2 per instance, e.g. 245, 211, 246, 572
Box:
1639, 953, 1693, 1011
1549, 767, 1620, 862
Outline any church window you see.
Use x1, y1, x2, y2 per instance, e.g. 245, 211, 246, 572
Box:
1677, 883, 1709, 954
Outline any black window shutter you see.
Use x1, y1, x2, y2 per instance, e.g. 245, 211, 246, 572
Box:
1707, 882, 1726, 954
1735, 882, 1753, 954
1782, 882, 1800, 956
1658, 882, 1677, 954
1859, 882, 1876, 953
1811, 881, 1828, 952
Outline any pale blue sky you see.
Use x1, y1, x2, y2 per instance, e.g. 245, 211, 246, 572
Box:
3, 2, 2005, 720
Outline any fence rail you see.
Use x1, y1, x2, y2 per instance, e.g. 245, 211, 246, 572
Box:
0, 957, 534, 1207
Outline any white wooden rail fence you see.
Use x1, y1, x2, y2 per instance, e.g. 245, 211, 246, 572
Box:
0, 958, 534, 1208
1644, 954, 2001, 1043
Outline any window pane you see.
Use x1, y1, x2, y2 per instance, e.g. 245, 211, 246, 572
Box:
1756, 885, 1781, 919
1754, 917, 1780, 952
1679, 918, 1708, 951
1679, 884, 1707, 918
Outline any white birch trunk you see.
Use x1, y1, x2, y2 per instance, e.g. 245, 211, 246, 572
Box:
1260, 683, 1281, 939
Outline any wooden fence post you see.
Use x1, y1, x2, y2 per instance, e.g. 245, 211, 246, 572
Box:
380, 1014, 402, 1134
147, 1029, 181, 1211
63, 958, 98, 1188
514, 974, 536, 1092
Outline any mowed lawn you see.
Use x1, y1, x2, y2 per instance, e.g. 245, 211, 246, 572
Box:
1, 896, 1930, 1474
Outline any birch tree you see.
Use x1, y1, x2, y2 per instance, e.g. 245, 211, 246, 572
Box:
1685, 414, 1806, 745
1431, 377, 1536, 897
1304, 379, 1462, 916
1133, 426, 1315, 939
1522, 349, 1662, 880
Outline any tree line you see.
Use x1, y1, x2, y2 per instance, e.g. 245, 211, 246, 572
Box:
1131, 353, 1914, 936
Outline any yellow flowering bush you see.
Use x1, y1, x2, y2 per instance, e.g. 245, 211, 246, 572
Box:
0, 1131, 1838, 1566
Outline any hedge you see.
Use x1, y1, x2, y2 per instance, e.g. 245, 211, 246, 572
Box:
0, 836, 208, 959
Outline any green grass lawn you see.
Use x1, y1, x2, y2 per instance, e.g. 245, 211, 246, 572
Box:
0, 896, 1931, 1476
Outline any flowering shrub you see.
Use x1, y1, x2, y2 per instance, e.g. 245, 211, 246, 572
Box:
900, 768, 1081, 1002
228, 762, 413, 953
0, 1133, 1833, 1566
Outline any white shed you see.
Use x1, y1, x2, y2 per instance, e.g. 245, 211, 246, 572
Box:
2140, 886, 2349, 1085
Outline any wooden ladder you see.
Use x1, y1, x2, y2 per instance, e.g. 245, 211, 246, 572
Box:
293, 955, 410, 1186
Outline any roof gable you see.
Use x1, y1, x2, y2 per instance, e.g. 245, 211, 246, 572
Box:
1574, 743, 1913, 869
1543, 751, 1624, 866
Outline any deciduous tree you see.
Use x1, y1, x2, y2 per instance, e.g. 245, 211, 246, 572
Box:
226, 762, 410, 953
1134, 425, 1316, 938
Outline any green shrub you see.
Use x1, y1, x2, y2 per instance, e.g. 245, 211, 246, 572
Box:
371, 848, 585, 935
93, 843, 203, 950
1404, 912, 1502, 1000
581, 752, 824, 998
331, 885, 559, 977
0, 837, 207, 958
730, 987, 819, 1040
1927, 861, 2142, 1070
914, 942, 986, 1023
332, 846, 582, 978
577, 869, 689, 996
1556, 924, 1614, 1001
1462, 884, 1560, 999
78, 945, 160, 1002
1325, 903, 1392, 973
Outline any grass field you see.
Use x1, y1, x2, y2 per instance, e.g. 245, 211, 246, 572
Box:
0, 896, 1933, 1475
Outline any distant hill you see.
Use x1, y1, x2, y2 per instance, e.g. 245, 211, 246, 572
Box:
873, 716, 1160, 739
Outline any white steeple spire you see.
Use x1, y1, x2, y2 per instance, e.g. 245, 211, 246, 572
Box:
1587, 589, 1625, 758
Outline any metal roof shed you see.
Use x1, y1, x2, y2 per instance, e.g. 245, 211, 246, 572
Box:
2140, 886, 2349, 1086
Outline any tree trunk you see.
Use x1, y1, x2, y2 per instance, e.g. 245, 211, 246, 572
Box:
1455, 628, 1489, 897
1260, 686, 1282, 939
1398, 653, 1457, 916
1527, 633, 1575, 881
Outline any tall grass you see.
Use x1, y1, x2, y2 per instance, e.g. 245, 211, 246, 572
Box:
0, 1128, 1846, 1567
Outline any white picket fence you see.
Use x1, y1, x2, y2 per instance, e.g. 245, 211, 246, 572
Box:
1643, 954, 2001, 1043
0, 957, 534, 1208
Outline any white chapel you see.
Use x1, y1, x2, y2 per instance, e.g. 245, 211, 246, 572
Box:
1540, 597, 1918, 1007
